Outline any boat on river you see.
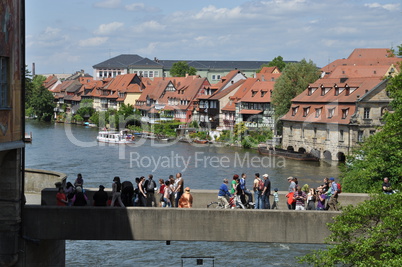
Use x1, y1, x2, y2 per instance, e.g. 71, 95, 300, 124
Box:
258, 146, 319, 161
96, 130, 135, 144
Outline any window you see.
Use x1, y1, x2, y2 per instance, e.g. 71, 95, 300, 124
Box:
358, 131, 364, 142
292, 106, 299, 116
326, 129, 330, 140
217, 75, 221, 80
0, 57, 9, 108
328, 108, 335, 118
212, 75, 216, 80
290, 126, 293, 135
339, 130, 344, 141
149, 71, 154, 78
251, 90, 257, 97
364, 108, 370, 119
321, 87, 330, 96
303, 107, 310, 117
315, 108, 322, 118
342, 108, 349, 119
314, 127, 317, 138
308, 87, 317, 96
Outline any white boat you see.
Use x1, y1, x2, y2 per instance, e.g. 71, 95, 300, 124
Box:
96, 130, 135, 144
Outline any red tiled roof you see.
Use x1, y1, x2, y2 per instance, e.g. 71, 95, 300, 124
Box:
239, 80, 275, 103
221, 78, 258, 111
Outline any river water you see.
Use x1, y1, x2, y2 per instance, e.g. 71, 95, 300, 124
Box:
25, 120, 339, 266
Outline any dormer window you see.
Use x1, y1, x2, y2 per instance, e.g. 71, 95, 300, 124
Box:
251, 90, 257, 97
328, 108, 335, 118
292, 106, 299, 116
261, 90, 267, 97
308, 87, 317, 96
342, 108, 349, 119
303, 107, 310, 117
321, 87, 330, 96
315, 108, 322, 118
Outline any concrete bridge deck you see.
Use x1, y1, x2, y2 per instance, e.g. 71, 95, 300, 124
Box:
23, 206, 338, 244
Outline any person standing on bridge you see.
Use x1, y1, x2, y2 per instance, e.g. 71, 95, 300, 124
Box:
328, 177, 339, 211
174, 173, 184, 208
240, 173, 253, 205
144, 174, 157, 207
253, 173, 263, 209
261, 174, 271, 209
110, 176, 125, 207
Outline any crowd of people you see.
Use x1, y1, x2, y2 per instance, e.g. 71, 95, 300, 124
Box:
216, 173, 344, 211
285, 176, 342, 211
56, 172, 193, 208
55, 172, 395, 210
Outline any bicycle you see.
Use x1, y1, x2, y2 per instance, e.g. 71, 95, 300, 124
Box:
207, 196, 248, 209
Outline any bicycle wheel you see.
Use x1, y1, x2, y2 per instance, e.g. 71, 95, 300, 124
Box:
207, 202, 221, 209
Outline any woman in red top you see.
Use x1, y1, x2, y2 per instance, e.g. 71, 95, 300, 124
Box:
56, 187, 68, 206
158, 179, 165, 207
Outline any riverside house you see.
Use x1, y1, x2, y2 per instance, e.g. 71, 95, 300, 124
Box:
280, 48, 402, 161
134, 75, 211, 124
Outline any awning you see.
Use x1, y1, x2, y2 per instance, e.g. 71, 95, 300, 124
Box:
239, 109, 263, 114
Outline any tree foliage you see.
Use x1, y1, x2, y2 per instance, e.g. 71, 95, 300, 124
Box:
272, 59, 320, 118
25, 74, 55, 121
257, 56, 286, 72
299, 193, 402, 266
76, 99, 95, 120
340, 72, 402, 193
170, 61, 197, 77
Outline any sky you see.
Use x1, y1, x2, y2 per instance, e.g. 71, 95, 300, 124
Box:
26, 0, 402, 76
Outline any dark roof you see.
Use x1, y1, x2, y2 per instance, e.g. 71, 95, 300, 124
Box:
93, 54, 297, 71
127, 57, 163, 69
92, 54, 144, 68
159, 60, 281, 71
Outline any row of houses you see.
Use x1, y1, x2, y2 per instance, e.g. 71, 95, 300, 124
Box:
43, 48, 401, 161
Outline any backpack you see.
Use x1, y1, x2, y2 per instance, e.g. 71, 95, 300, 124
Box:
337, 183, 342, 194
146, 180, 156, 192
258, 179, 264, 191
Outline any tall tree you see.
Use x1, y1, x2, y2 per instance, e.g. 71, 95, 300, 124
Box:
257, 56, 286, 72
272, 59, 320, 118
170, 61, 197, 77
27, 75, 55, 121
340, 71, 402, 193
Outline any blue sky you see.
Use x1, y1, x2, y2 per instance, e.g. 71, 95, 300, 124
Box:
26, 0, 402, 75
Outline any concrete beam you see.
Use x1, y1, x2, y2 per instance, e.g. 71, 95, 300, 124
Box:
22, 206, 337, 244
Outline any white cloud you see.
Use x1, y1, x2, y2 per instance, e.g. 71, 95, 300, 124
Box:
124, 2, 160, 12
131, 20, 165, 33
138, 42, 159, 55
94, 0, 121, 9
94, 22, 124, 35
364, 3, 400, 11
125, 3, 144, 11
78, 37, 109, 47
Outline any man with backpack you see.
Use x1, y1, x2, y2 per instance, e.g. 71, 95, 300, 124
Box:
144, 174, 157, 207
253, 173, 264, 209
328, 177, 339, 211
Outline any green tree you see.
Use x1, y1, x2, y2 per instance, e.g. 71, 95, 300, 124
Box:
257, 56, 286, 72
76, 99, 95, 121
272, 59, 320, 118
299, 193, 402, 266
170, 61, 197, 77
340, 72, 402, 193
27, 75, 55, 121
